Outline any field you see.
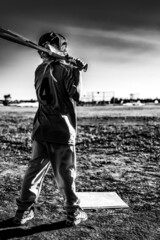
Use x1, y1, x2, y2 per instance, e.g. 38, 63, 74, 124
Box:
0, 105, 160, 240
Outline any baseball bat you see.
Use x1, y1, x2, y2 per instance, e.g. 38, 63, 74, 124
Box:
0, 26, 88, 71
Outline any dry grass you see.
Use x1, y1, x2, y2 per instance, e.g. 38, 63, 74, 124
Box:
0, 105, 160, 239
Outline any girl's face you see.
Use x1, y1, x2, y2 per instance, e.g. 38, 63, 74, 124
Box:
48, 42, 68, 56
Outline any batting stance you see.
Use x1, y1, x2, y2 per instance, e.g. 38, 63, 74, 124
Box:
13, 32, 88, 226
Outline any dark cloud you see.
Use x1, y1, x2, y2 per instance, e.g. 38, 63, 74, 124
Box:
1, 0, 160, 31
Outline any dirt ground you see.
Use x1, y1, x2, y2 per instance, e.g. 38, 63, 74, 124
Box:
0, 105, 160, 240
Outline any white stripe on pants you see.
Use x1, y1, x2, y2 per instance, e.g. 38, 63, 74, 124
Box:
16, 140, 80, 211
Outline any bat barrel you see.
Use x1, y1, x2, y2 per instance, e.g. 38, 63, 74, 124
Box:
0, 26, 88, 71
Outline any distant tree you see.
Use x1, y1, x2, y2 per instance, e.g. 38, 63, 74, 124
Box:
3, 94, 11, 106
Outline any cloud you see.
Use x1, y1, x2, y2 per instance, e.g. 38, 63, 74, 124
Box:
65, 26, 160, 64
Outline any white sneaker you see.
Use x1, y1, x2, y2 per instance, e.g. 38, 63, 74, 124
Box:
66, 207, 88, 226
13, 207, 34, 225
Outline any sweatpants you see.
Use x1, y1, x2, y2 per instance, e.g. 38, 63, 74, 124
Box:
16, 140, 80, 212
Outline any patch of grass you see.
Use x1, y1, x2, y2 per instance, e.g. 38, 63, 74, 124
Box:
0, 106, 160, 239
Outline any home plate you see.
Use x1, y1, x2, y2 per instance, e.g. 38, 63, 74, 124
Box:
76, 192, 128, 209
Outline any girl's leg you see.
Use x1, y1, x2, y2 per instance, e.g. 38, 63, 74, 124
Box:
46, 144, 79, 209
16, 140, 51, 211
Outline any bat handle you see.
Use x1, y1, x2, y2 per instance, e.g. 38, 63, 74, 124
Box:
81, 63, 88, 72
66, 55, 88, 72
83, 63, 88, 72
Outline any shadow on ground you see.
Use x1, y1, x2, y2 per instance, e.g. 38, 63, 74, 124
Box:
0, 218, 70, 240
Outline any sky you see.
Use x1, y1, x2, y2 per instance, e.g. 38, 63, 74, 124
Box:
1, 0, 160, 100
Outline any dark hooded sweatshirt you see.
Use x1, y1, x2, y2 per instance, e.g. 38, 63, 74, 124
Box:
32, 60, 81, 145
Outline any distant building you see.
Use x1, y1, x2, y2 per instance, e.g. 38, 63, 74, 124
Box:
81, 91, 115, 103
154, 99, 159, 104
130, 93, 139, 100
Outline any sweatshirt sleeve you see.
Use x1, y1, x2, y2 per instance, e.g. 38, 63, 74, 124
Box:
63, 67, 82, 102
